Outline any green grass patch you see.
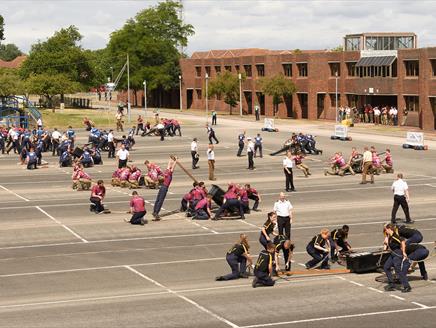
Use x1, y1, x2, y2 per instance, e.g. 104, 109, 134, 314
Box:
41, 108, 118, 129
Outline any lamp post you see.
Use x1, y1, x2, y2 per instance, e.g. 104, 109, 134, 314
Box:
335, 71, 339, 123
110, 66, 114, 82
179, 75, 183, 112
205, 72, 209, 122
143, 80, 147, 118
238, 73, 242, 117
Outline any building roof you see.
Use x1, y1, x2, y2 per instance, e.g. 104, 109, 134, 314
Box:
356, 55, 397, 67
0, 55, 27, 69
190, 49, 320, 59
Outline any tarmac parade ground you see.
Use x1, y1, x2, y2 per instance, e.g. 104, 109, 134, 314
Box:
0, 111, 435, 327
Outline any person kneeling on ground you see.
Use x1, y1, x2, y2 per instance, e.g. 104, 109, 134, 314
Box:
252, 242, 276, 288
26, 147, 38, 170
193, 194, 213, 220
329, 225, 352, 262
216, 234, 253, 281
90, 180, 106, 214
305, 229, 331, 269
124, 191, 147, 225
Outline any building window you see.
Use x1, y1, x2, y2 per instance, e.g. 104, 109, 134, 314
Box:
225, 65, 232, 72
330, 93, 340, 107
430, 59, 436, 76
347, 62, 357, 76
244, 65, 252, 77
405, 96, 419, 112
345, 37, 361, 51
404, 60, 419, 77
205, 66, 211, 77
235, 65, 240, 73
256, 64, 265, 77
215, 66, 221, 74
282, 63, 292, 77
216, 94, 221, 101
196, 89, 202, 100
329, 63, 340, 77
195, 66, 201, 78
297, 63, 308, 77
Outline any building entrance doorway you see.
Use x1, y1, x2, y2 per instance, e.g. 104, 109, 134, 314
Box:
186, 89, 193, 109
362, 95, 397, 107
244, 91, 253, 115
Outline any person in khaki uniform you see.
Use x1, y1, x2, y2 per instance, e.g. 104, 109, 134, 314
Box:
360, 146, 374, 184
207, 143, 216, 181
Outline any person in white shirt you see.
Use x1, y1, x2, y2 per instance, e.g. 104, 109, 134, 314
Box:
37, 118, 43, 129
283, 150, 295, 191
373, 107, 381, 125
247, 137, 255, 170
391, 173, 413, 224
360, 146, 374, 184
191, 138, 199, 169
273, 192, 293, 239
51, 128, 62, 156
207, 143, 215, 181
107, 130, 115, 158
116, 144, 129, 168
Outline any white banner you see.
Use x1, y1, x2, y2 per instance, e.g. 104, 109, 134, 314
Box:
406, 132, 424, 146
335, 125, 348, 138
264, 118, 274, 129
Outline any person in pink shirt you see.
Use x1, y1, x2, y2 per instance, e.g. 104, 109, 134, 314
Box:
111, 168, 122, 186
119, 166, 131, 187
128, 166, 142, 189
152, 157, 177, 221
125, 191, 147, 225
193, 194, 213, 220
382, 148, 394, 173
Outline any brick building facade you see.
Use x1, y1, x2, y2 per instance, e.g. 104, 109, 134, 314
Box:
179, 33, 436, 130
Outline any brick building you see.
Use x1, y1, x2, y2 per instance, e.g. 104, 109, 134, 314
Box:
179, 33, 436, 130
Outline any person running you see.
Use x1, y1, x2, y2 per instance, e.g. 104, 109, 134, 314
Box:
152, 157, 177, 221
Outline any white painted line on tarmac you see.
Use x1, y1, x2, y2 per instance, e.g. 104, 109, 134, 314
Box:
390, 295, 405, 301
35, 206, 88, 243
124, 265, 240, 328
0, 185, 30, 202
411, 302, 430, 309
240, 306, 436, 328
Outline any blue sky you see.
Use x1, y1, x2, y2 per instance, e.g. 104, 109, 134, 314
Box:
2, 0, 436, 54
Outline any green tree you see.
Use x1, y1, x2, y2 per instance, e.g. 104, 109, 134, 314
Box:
258, 74, 297, 117
0, 68, 23, 96
0, 15, 4, 42
106, 0, 194, 106
331, 45, 344, 52
20, 26, 96, 91
25, 73, 80, 110
208, 71, 245, 115
0, 43, 23, 61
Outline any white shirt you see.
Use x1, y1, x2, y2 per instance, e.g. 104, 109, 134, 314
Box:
207, 149, 215, 160
247, 140, 254, 153
363, 150, 372, 163
273, 199, 293, 217
117, 149, 129, 160
157, 123, 164, 129
283, 157, 294, 168
37, 118, 42, 126
51, 131, 61, 140
374, 109, 381, 116
191, 141, 198, 152
392, 179, 408, 196
108, 132, 114, 142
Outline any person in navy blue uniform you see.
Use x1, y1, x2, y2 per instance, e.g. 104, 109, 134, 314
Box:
305, 229, 331, 269
254, 133, 263, 158
274, 235, 294, 272
397, 225, 422, 246
59, 149, 72, 167
252, 243, 275, 288
259, 212, 277, 249
216, 234, 253, 281
206, 124, 219, 144
26, 147, 37, 170
406, 244, 429, 281
237, 131, 245, 157
383, 224, 411, 293
329, 225, 351, 262
80, 148, 94, 167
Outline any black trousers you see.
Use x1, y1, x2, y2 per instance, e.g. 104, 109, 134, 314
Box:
108, 142, 115, 158
284, 168, 295, 191
90, 197, 104, 213
237, 141, 244, 156
254, 144, 262, 157
136, 124, 144, 135
277, 216, 291, 239
391, 195, 411, 222
130, 211, 146, 224
191, 151, 199, 168
208, 132, 219, 144
248, 151, 254, 169
212, 116, 217, 125
118, 159, 127, 168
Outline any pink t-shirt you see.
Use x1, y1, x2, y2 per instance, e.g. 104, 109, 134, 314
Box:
130, 196, 145, 212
